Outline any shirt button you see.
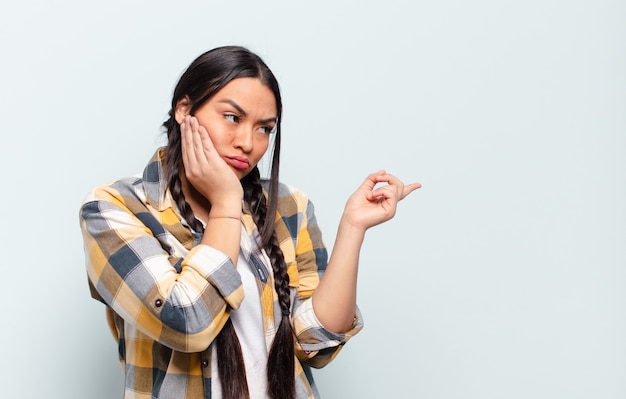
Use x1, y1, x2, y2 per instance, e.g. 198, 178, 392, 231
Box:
202, 359, 209, 368
155, 299, 163, 308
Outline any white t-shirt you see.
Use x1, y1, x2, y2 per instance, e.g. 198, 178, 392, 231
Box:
211, 252, 270, 398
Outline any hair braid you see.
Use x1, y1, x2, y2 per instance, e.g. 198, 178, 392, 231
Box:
215, 319, 250, 399
243, 169, 295, 399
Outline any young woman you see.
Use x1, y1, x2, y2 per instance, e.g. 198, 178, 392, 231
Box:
80, 45, 420, 399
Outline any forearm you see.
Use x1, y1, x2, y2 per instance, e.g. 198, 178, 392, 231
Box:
312, 218, 365, 333
82, 214, 244, 352
311, 171, 420, 332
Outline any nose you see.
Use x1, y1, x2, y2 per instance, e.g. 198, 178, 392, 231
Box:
233, 126, 254, 153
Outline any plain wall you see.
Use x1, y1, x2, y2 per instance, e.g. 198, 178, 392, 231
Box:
1, 1, 624, 398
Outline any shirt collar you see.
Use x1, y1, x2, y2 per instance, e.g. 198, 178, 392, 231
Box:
142, 147, 172, 211
142, 147, 264, 236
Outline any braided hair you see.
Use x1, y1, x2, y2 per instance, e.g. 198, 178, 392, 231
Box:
162, 46, 295, 399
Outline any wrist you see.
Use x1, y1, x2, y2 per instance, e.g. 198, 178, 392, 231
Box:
338, 215, 367, 237
209, 204, 242, 219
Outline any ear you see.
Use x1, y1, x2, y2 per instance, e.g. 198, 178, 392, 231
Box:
174, 96, 191, 124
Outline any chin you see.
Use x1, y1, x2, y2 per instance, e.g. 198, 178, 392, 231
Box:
234, 169, 249, 181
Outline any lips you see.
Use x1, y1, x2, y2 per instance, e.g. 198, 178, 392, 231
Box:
225, 156, 250, 170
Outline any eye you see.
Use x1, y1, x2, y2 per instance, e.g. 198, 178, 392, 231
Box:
259, 125, 276, 135
224, 114, 240, 124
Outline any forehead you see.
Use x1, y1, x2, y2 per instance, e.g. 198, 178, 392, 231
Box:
212, 77, 276, 113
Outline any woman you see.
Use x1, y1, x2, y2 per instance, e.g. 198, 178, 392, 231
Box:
80, 45, 420, 399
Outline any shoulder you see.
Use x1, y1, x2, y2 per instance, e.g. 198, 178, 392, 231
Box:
80, 175, 152, 225
82, 148, 167, 208
82, 174, 144, 205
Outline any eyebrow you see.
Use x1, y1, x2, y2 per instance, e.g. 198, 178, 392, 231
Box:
218, 99, 277, 125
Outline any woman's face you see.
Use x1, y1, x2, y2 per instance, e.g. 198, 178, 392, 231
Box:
176, 77, 277, 180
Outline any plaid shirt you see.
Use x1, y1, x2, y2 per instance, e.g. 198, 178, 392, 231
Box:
80, 148, 363, 399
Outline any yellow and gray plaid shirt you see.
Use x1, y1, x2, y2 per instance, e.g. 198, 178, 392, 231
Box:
80, 148, 363, 398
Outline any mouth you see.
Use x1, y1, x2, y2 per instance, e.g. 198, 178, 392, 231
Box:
225, 156, 250, 171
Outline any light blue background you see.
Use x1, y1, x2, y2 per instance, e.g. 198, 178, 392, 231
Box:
1, 1, 624, 398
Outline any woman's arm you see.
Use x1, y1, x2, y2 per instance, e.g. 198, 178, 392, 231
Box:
80, 185, 243, 353
312, 171, 421, 332
273, 186, 362, 368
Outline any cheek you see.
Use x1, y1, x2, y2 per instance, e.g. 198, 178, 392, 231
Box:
202, 122, 230, 145
253, 137, 270, 159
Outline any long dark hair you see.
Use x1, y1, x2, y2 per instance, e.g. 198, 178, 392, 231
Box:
162, 46, 295, 399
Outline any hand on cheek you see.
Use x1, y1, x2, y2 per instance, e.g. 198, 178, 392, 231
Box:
180, 115, 243, 207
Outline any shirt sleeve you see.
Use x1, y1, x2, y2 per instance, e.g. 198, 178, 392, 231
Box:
79, 184, 244, 353
282, 188, 364, 368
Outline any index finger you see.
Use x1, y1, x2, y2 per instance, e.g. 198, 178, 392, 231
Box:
400, 182, 422, 200
180, 116, 199, 164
